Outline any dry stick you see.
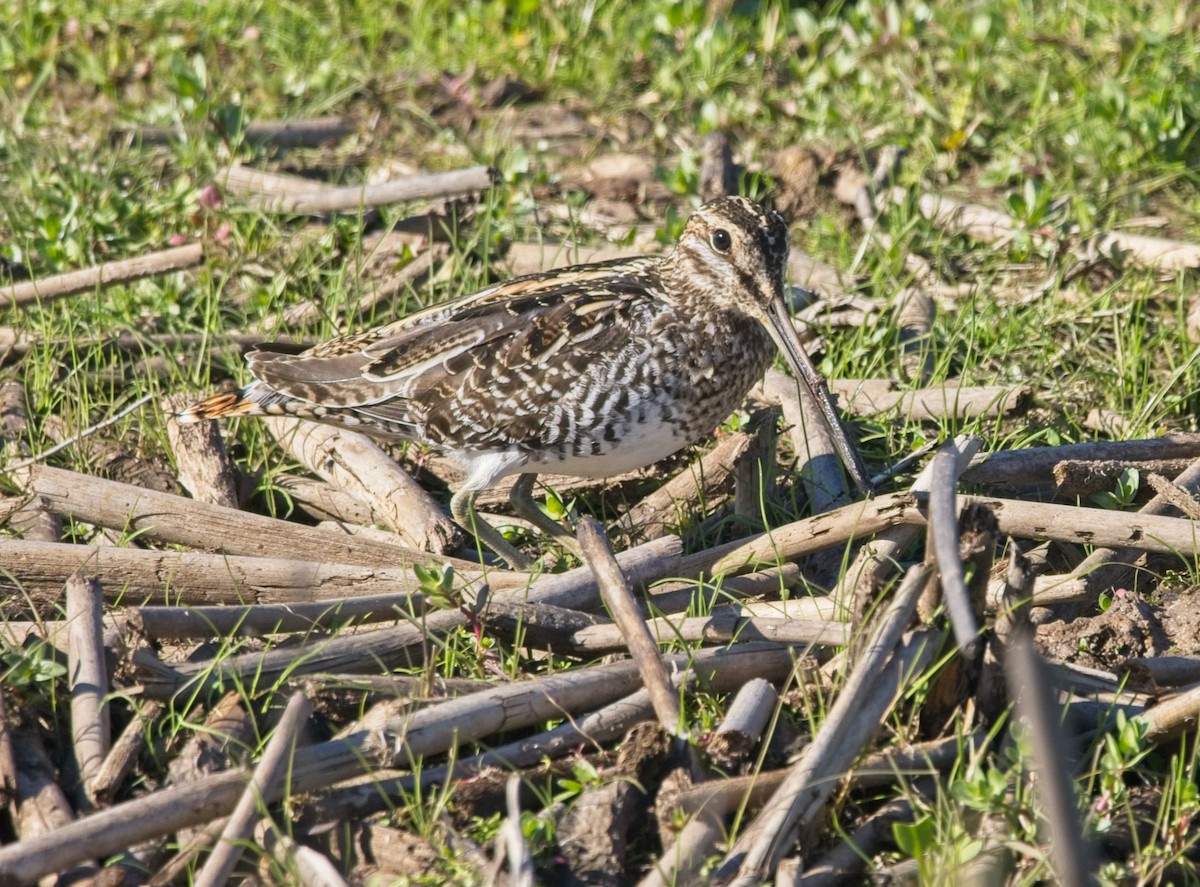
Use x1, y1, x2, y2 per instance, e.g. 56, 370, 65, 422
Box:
15, 463, 491, 575
272, 473, 381, 525
219, 164, 347, 200
1116, 656, 1200, 690
829, 379, 1030, 421
893, 289, 936, 384
163, 392, 239, 508
251, 166, 497, 214
1052, 458, 1195, 496
66, 575, 111, 807
927, 438, 981, 656
617, 431, 751, 539
0, 243, 203, 309
762, 370, 849, 514
194, 692, 313, 887
132, 593, 425, 639
1139, 682, 1200, 745
577, 516, 683, 736
1144, 472, 1200, 520
262, 416, 461, 554
127, 116, 353, 148
259, 824, 351, 887
733, 414, 778, 526
713, 564, 932, 886
961, 434, 1200, 487
91, 701, 163, 805
303, 643, 798, 828
140, 537, 683, 699
1005, 632, 1099, 885
568, 615, 848, 656
4, 394, 154, 473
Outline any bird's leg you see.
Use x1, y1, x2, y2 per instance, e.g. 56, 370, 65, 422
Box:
508, 473, 584, 559
450, 488, 533, 571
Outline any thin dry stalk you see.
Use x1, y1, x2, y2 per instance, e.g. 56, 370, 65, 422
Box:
130, 116, 353, 148
577, 516, 683, 735
262, 416, 461, 553
249, 166, 496, 214
962, 434, 1200, 487
66, 574, 110, 806
829, 379, 1030, 421
568, 615, 848, 655
927, 438, 983, 655
0, 243, 203, 308
162, 392, 239, 508
713, 564, 933, 885
1144, 472, 1200, 520
195, 692, 313, 887
91, 701, 163, 805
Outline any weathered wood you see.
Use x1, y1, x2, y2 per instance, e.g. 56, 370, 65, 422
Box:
568, 615, 848, 655
66, 575, 110, 807
262, 416, 461, 554
828, 378, 1030, 421
248, 166, 496, 214
128, 116, 353, 148
961, 434, 1200, 487
162, 393, 239, 508
16, 464, 492, 574
0, 243, 203, 308
91, 701, 162, 805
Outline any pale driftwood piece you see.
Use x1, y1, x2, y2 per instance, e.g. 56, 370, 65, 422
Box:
132, 592, 424, 639
905, 189, 1036, 249
829, 378, 1031, 421
713, 565, 932, 885
0, 689, 16, 808
1005, 629, 1097, 884
836, 435, 977, 619
140, 537, 682, 698
303, 643, 798, 827
66, 575, 110, 807
762, 370, 850, 515
129, 116, 353, 148
260, 825, 351, 887
1139, 682, 1200, 745
16, 463, 486, 573
795, 798, 914, 887
479, 599, 607, 653
195, 692, 312, 887
1145, 472, 1200, 520
577, 516, 682, 735
1087, 229, 1200, 272
272, 473, 381, 525
162, 392, 239, 508
262, 416, 461, 554
1116, 656, 1200, 690
0, 538, 473, 607
91, 700, 162, 805
1052, 457, 1195, 496
893, 289, 936, 384
1021, 457, 1200, 606
220, 164, 342, 199
707, 678, 779, 770
718, 596, 840, 622
617, 431, 751, 539
962, 433, 1200, 487
0, 243, 203, 309
11, 728, 100, 884
252, 166, 496, 214
568, 615, 848, 656
502, 241, 648, 278
927, 438, 982, 655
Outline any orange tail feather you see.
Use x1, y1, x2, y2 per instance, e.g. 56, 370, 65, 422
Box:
175, 391, 261, 423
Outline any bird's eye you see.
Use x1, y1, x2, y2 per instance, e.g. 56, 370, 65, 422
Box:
710, 228, 732, 253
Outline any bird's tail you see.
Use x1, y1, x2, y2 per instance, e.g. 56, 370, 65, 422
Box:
175, 390, 263, 424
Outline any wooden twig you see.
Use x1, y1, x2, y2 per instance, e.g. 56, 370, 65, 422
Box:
132, 592, 425, 638
577, 516, 683, 736
928, 437, 983, 656
699, 131, 739, 201
1144, 472, 1200, 519
1116, 656, 1200, 690
707, 677, 779, 769
271, 473, 382, 525
762, 370, 850, 515
502, 241, 648, 278
1005, 629, 1099, 885
1052, 458, 1195, 496
713, 565, 932, 885
829, 379, 1031, 421
125, 116, 353, 148
66, 575, 110, 808
91, 701, 162, 805
794, 798, 915, 887
567, 615, 848, 655
14, 464, 484, 573
263, 416, 461, 554
246, 166, 496, 214
1137, 682, 1200, 745
5, 395, 154, 473
0, 243, 203, 309
893, 289, 936, 384
260, 825, 351, 887
961, 434, 1200, 487
195, 692, 312, 887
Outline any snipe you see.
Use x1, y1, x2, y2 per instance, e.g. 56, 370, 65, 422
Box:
180, 196, 868, 568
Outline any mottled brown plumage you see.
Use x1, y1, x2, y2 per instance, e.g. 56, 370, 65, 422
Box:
180, 196, 867, 568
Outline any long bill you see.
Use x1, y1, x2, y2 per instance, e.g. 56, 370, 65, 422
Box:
763, 296, 872, 496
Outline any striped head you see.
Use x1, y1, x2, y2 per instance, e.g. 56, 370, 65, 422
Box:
665, 195, 790, 314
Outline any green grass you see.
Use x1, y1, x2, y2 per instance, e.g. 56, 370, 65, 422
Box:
4, 0, 1200, 883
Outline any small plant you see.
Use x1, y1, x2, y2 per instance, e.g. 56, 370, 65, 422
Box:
1091, 467, 1140, 510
